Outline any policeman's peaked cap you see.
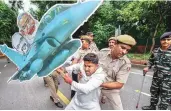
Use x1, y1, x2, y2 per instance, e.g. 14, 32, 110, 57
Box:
116, 35, 136, 46
108, 37, 117, 42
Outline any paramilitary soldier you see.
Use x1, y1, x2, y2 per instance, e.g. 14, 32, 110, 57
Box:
142, 32, 171, 110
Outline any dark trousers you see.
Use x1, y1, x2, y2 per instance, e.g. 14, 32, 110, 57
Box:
150, 72, 171, 110
71, 72, 78, 99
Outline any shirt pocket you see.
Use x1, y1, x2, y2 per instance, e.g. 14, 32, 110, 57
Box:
105, 66, 118, 81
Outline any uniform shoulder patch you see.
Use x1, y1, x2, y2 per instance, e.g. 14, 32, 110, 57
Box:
127, 67, 131, 71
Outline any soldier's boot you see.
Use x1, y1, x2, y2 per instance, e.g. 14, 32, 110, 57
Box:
142, 105, 156, 110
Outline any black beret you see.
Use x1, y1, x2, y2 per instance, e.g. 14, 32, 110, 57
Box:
160, 32, 171, 40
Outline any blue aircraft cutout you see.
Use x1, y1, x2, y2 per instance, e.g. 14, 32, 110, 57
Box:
0, 0, 103, 82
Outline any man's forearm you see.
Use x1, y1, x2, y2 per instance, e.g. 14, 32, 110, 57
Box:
101, 82, 124, 89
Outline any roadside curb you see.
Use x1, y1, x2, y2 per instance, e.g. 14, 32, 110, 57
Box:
131, 63, 146, 69
130, 59, 147, 69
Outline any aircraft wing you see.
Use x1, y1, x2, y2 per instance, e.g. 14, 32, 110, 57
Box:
34, 4, 73, 42
37, 39, 81, 77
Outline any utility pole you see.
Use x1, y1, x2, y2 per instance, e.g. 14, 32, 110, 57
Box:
115, 25, 121, 37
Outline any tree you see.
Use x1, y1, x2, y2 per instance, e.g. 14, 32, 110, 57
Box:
8, 0, 24, 11
0, 1, 18, 47
108, 1, 171, 52
31, 1, 77, 20
87, 1, 117, 49
28, 1, 171, 52
88, 1, 171, 51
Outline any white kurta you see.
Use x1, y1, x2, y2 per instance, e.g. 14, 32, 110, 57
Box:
65, 62, 106, 110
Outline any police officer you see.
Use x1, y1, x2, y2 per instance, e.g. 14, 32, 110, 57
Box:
98, 35, 136, 110
73, 35, 97, 63
100, 36, 117, 52
142, 32, 171, 110
44, 71, 63, 108
86, 32, 99, 52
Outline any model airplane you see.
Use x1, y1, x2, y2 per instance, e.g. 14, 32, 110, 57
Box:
0, 0, 103, 82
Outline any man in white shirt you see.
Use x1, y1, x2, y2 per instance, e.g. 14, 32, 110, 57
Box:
57, 53, 106, 110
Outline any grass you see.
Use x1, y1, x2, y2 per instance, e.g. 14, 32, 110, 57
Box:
127, 53, 151, 60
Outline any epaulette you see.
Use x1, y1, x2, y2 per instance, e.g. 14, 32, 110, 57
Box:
122, 55, 131, 64
100, 48, 110, 52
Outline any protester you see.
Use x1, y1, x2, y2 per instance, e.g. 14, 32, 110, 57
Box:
57, 53, 106, 110
70, 35, 97, 98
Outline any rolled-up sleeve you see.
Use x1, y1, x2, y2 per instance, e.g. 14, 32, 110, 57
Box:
65, 64, 80, 75
71, 74, 106, 94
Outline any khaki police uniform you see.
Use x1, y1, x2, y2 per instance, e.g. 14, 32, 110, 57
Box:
89, 41, 99, 52
98, 49, 131, 110
74, 47, 97, 63
98, 34, 136, 110
44, 71, 60, 103
80, 35, 99, 53
100, 47, 110, 52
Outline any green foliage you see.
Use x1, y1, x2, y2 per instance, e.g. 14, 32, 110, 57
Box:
127, 53, 151, 60
9, 0, 24, 11
0, 1, 18, 46
87, 1, 171, 51
19, 1, 171, 52
88, 2, 116, 49
31, 1, 77, 20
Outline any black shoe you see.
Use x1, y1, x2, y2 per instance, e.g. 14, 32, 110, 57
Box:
50, 96, 54, 102
55, 102, 63, 108
142, 106, 156, 110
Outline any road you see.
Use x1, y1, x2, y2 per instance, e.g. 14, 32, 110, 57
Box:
0, 58, 170, 110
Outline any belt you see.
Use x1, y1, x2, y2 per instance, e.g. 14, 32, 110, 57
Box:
102, 88, 111, 90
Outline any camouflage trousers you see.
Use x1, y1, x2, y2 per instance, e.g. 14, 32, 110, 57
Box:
150, 72, 171, 110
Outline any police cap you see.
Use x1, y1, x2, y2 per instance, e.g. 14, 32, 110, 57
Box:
86, 32, 94, 37
80, 35, 91, 44
108, 37, 117, 42
80, 35, 90, 40
160, 32, 171, 40
116, 34, 136, 46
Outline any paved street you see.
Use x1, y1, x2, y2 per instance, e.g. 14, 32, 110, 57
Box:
0, 58, 170, 110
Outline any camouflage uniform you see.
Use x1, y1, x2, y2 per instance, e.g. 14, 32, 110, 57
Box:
147, 47, 171, 110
